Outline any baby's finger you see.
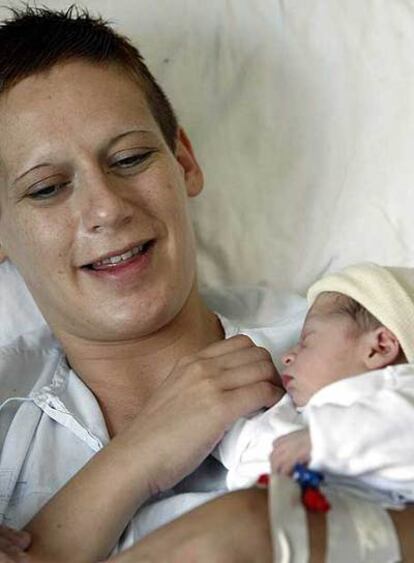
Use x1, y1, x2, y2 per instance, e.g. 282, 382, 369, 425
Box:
274, 457, 293, 476
271, 457, 287, 475
272, 436, 284, 450
270, 448, 279, 471
272, 435, 291, 450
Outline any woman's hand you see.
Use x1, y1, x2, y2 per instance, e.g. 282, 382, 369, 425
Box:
128, 334, 283, 496
0, 525, 31, 562
108, 488, 273, 563
26, 335, 282, 563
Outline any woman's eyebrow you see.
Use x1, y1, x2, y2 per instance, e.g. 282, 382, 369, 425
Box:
11, 128, 154, 187
12, 162, 52, 186
104, 128, 155, 151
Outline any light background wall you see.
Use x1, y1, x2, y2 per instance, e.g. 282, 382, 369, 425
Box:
1, 0, 414, 294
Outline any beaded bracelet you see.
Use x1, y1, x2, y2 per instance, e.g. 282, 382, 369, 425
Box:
256, 463, 330, 513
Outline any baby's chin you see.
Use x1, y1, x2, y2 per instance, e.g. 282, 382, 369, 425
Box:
288, 390, 308, 409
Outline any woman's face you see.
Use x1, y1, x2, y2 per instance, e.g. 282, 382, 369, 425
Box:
0, 60, 203, 342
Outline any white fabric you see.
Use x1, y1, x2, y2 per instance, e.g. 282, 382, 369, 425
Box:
218, 365, 414, 507
268, 473, 309, 563
2, 0, 414, 334
0, 261, 47, 346
0, 307, 305, 555
324, 487, 401, 563
268, 470, 401, 563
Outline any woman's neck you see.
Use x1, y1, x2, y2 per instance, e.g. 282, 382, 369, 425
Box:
57, 288, 224, 435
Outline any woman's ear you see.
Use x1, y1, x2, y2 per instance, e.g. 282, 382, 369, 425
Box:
0, 244, 7, 263
364, 327, 402, 370
174, 128, 204, 197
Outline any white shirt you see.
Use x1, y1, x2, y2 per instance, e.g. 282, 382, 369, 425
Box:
0, 306, 304, 555
217, 365, 414, 507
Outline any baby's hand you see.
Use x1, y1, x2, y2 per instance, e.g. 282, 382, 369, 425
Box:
270, 429, 311, 475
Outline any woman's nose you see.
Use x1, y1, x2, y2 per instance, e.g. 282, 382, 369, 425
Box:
77, 171, 134, 233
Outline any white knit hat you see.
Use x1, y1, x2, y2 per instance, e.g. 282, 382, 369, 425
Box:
307, 262, 414, 362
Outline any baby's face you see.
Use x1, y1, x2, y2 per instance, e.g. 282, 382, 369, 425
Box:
281, 294, 367, 407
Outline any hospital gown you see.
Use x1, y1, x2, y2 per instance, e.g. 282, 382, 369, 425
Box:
0, 310, 302, 555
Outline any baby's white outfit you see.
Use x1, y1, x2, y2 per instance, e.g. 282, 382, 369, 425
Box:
217, 363, 414, 507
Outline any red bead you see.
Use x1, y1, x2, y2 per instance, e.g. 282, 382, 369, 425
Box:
256, 473, 270, 487
302, 488, 331, 512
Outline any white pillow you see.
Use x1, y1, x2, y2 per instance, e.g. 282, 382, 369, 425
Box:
0, 261, 47, 345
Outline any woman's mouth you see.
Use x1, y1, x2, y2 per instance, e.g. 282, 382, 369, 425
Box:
83, 240, 154, 271
86, 241, 152, 270
81, 240, 155, 283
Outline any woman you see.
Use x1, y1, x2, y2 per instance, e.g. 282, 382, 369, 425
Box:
0, 7, 411, 562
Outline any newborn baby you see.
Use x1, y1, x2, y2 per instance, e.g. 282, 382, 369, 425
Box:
216, 262, 414, 507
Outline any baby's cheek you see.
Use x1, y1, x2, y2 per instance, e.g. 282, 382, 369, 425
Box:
273, 366, 283, 387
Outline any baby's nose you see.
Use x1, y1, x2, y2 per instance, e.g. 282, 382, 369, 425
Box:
282, 350, 295, 366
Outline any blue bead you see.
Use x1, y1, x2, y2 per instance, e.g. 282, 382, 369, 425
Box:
292, 463, 324, 488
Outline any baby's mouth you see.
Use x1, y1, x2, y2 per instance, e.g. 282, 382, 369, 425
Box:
281, 374, 294, 389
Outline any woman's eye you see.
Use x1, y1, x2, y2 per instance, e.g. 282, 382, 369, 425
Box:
28, 183, 68, 200
112, 151, 153, 170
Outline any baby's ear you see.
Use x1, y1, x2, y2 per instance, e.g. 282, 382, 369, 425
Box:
364, 327, 401, 370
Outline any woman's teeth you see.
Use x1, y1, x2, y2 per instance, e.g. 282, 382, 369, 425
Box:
92, 244, 145, 268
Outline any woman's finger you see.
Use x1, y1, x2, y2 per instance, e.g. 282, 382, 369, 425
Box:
0, 529, 30, 552
219, 358, 279, 390
171, 343, 277, 392
0, 527, 30, 550
0, 539, 18, 552
222, 380, 281, 420
205, 344, 273, 371
0, 544, 26, 563
195, 334, 255, 359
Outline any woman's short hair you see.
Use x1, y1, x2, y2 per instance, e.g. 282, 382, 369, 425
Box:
0, 4, 178, 150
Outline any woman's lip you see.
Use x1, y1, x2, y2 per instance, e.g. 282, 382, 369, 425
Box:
83, 239, 153, 268
281, 374, 293, 388
81, 241, 154, 283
